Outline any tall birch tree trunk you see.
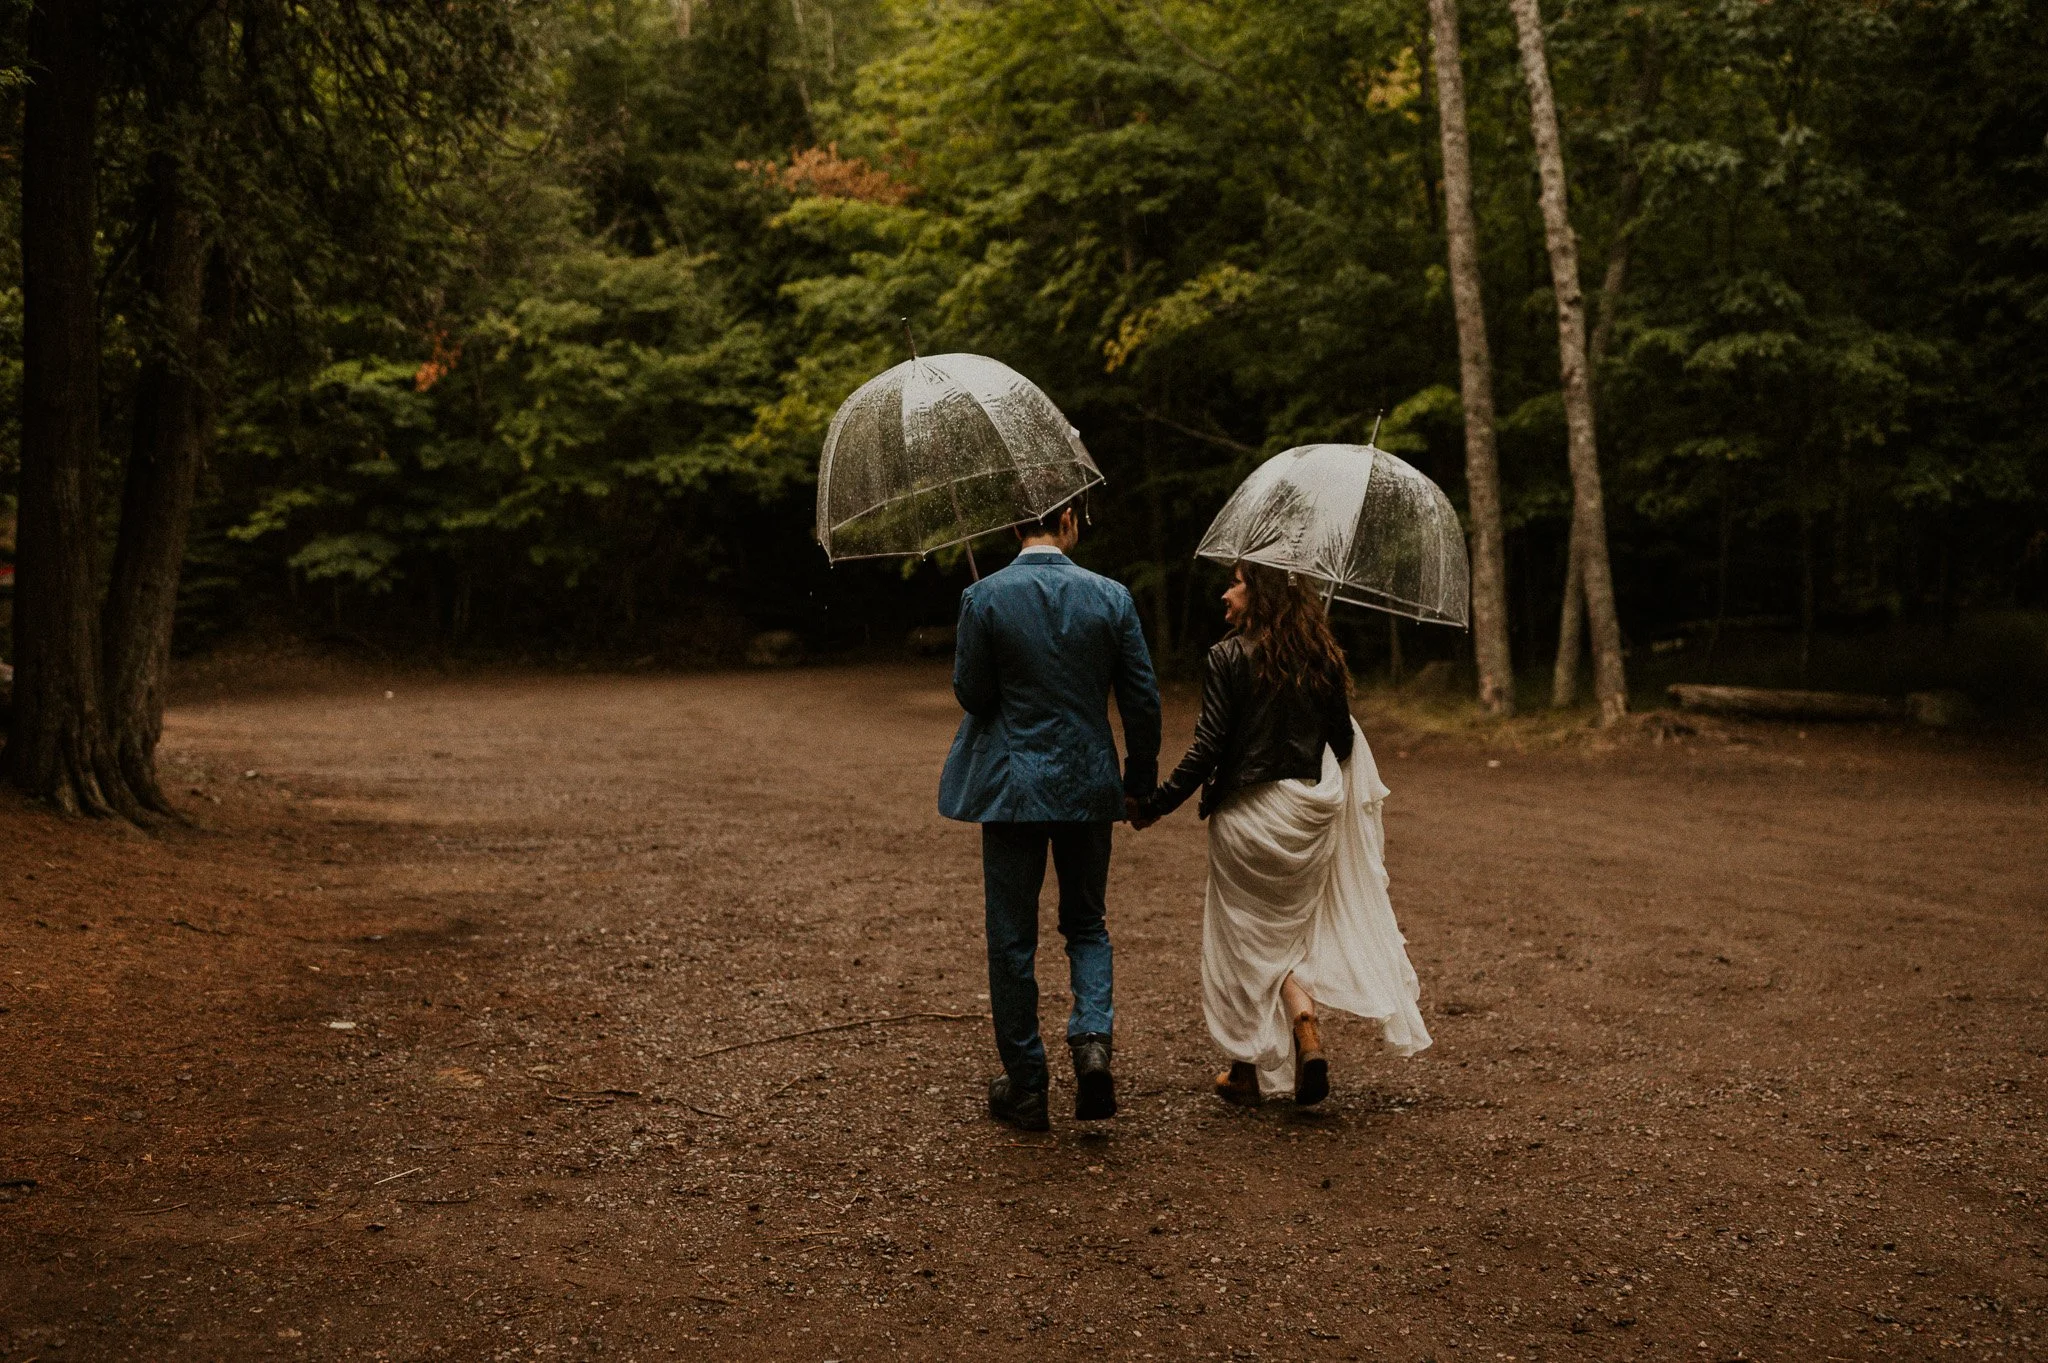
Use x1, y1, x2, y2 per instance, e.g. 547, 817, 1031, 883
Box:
1551, 32, 1658, 709
4, 0, 128, 815
1508, 0, 1628, 724
1550, 231, 1628, 708
1425, 0, 1514, 716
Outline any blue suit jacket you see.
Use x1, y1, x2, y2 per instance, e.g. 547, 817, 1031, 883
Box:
938, 551, 1161, 824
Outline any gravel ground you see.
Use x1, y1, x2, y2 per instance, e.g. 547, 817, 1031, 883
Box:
1, 661, 2044, 1362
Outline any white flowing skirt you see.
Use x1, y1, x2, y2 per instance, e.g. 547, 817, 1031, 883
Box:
1202, 719, 1430, 1095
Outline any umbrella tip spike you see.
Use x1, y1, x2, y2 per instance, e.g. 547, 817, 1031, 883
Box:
900, 317, 919, 360
1370, 410, 1384, 448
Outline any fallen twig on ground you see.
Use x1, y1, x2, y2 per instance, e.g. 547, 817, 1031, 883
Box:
144, 1039, 205, 1058
371, 1166, 424, 1186
687, 1102, 735, 1120
763, 1070, 827, 1103
688, 1011, 986, 1060
126, 1202, 190, 1216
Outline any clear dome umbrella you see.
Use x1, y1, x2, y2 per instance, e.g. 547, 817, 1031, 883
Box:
815, 352, 1103, 578
1194, 443, 1470, 627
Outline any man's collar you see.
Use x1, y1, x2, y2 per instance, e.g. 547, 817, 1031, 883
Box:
1015, 544, 1068, 557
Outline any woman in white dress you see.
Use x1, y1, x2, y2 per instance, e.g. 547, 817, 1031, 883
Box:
1133, 563, 1430, 1105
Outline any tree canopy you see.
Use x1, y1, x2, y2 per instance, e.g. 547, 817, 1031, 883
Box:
3, 0, 2045, 727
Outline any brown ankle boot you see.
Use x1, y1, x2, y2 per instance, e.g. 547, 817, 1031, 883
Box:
1292, 1014, 1329, 1106
1213, 1061, 1261, 1107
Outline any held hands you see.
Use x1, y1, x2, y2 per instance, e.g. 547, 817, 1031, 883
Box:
1124, 795, 1158, 831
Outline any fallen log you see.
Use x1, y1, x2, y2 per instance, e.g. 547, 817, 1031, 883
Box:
1666, 684, 1907, 722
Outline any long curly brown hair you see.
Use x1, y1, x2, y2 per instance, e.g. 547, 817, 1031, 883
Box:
1236, 562, 1351, 701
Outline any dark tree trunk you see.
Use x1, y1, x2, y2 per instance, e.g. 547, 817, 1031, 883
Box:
102, 141, 218, 816
1146, 482, 1179, 663
1176, 553, 1199, 661
4, 0, 125, 816
1798, 506, 1815, 681
1706, 495, 1731, 665
1142, 410, 1174, 660
1936, 509, 1953, 640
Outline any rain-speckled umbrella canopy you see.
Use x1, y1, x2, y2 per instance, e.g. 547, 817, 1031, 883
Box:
1195, 443, 1470, 627
815, 353, 1103, 562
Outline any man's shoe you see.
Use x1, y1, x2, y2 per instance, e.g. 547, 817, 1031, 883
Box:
988, 1075, 1050, 1132
1070, 1033, 1116, 1120
1214, 1061, 1262, 1106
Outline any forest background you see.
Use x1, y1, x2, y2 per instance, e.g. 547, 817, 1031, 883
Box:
1, 0, 2045, 720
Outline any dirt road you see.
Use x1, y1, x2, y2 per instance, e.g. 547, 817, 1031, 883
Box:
2, 663, 2045, 1361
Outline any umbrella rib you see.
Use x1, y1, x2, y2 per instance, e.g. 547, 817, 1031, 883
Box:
822, 510, 1075, 564
1193, 550, 1462, 625
824, 469, 1107, 548
1339, 445, 1377, 589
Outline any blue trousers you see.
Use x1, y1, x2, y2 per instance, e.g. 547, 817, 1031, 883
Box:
980, 821, 1115, 1093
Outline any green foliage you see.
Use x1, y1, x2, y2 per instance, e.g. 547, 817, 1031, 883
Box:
737, 0, 2047, 663
170, 0, 872, 644
221, 222, 780, 592
3, 0, 2042, 674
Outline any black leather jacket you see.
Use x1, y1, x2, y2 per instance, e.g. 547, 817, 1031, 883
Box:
1142, 635, 1354, 820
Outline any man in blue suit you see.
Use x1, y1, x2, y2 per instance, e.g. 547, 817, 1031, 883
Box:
939, 496, 1161, 1131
